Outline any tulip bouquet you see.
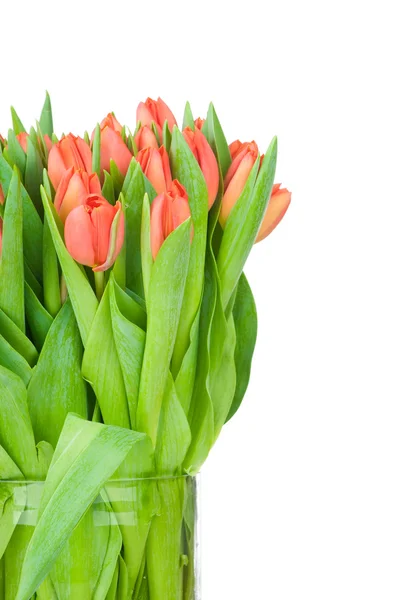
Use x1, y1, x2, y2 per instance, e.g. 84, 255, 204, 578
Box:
0, 93, 291, 600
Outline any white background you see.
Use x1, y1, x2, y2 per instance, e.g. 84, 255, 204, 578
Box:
1, 1, 398, 598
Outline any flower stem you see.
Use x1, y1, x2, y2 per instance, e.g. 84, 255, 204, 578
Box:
94, 271, 105, 300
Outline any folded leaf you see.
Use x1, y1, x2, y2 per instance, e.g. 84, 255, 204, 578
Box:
24, 283, 53, 351
0, 308, 38, 367
39, 93, 53, 137
202, 103, 231, 178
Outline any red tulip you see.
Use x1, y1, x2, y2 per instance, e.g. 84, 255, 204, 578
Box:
220, 141, 259, 227
54, 167, 101, 223
16, 132, 28, 153
150, 180, 191, 259
135, 126, 159, 151
136, 97, 177, 140
136, 146, 172, 195
256, 184, 291, 242
48, 134, 92, 190
221, 139, 291, 241
98, 119, 132, 177
194, 117, 205, 130
183, 127, 219, 208
65, 195, 124, 272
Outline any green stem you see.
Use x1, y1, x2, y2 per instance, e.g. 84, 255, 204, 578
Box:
94, 271, 105, 301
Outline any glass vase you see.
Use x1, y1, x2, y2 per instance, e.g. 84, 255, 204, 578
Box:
0, 475, 199, 599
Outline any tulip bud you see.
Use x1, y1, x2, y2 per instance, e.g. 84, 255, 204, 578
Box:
150, 180, 191, 259
136, 146, 172, 195
183, 127, 219, 208
256, 184, 291, 242
221, 140, 291, 240
54, 167, 102, 223
219, 141, 259, 227
16, 132, 29, 153
194, 117, 205, 130
136, 97, 177, 140
98, 118, 132, 177
65, 195, 125, 272
48, 134, 92, 190
135, 126, 159, 151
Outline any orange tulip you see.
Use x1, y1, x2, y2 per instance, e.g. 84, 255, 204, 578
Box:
150, 180, 191, 259
135, 125, 159, 151
194, 117, 205, 130
136, 146, 172, 195
221, 139, 291, 241
256, 184, 292, 242
54, 167, 101, 223
16, 132, 28, 153
65, 195, 124, 272
136, 97, 177, 140
98, 118, 132, 177
183, 127, 219, 208
48, 134, 92, 190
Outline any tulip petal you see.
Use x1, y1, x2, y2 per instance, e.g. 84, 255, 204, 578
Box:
156, 98, 177, 130
256, 186, 291, 242
100, 127, 132, 177
64, 205, 96, 267
150, 193, 167, 260
94, 202, 125, 272
220, 153, 258, 227
48, 146, 67, 190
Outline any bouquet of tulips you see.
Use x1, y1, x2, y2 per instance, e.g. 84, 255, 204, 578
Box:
0, 94, 291, 600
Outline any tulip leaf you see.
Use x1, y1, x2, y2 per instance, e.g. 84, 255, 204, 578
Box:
140, 193, 152, 301
202, 103, 231, 178
16, 414, 151, 600
170, 128, 208, 375
162, 120, 172, 152
27, 300, 87, 449
0, 334, 32, 387
41, 186, 99, 346
7, 130, 26, 177
10, 107, 26, 135
82, 283, 130, 429
0, 154, 43, 282
110, 160, 124, 198
39, 91, 53, 137
0, 168, 25, 332
175, 310, 200, 416
43, 215, 61, 318
136, 219, 192, 446
0, 307, 38, 367
24, 283, 53, 351
0, 365, 39, 479
0, 449, 24, 560
227, 273, 258, 422
102, 171, 115, 204
182, 102, 195, 131
92, 124, 101, 177
109, 276, 145, 429
217, 136, 277, 308
24, 138, 44, 217
123, 160, 146, 297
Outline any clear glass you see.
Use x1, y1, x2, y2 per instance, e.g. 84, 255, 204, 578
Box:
0, 475, 199, 599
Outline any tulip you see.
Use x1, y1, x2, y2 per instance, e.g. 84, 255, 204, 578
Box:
136, 146, 172, 195
136, 97, 177, 140
183, 127, 219, 208
16, 132, 29, 153
64, 195, 124, 272
135, 125, 159, 151
48, 134, 92, 190
220, 140, 291, 241
150, 180, 191, 259
194, 117, 205, 130
219, 141, 259, 227
256, 184, 292, 242
98, 120, 132, 177
54, 167, 102, 223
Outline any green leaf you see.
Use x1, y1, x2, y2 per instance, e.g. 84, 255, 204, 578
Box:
162, 120, 172, 152
170, 128, 208, 375
24, 283, 53, 351
0, 450, 24, 560
110, 160, 124, 198
227, 273, 258, 421
202, 103, 231, 178
11, 107, 26, 135
43, 215, 61, 318
109, 277, 145, 429
16, 415, 151, 600
0, 366, 39, 479
140, 193, 152, 301
82, 283, 130, 429
0, 168, 25, 332
24, 138, 44, 217
39, 92, 54, 137
102, 171, 115, 204
182, 102, 195, 130
92, 124, 101, 177
123, 160, 146, 296
174, 310, 200, 416
0, 334, 32, 387
41, 186, 98, 346
27, 300, 87, 448
0, 308, 38, 367
0, 154, 43, 282
7, 130, 26, 177
217, 137, 277, 309
136, 219, 191, 446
